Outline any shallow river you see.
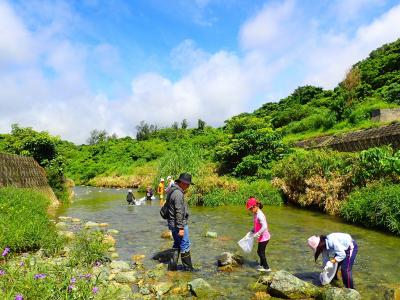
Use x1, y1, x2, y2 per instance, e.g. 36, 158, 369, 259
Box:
57, 186, 400, 299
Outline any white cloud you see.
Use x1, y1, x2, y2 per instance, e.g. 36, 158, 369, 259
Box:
0, 1, 35, 66
304, 4, 400, 87
239, 0, 297, 52
1, 0, 400, 144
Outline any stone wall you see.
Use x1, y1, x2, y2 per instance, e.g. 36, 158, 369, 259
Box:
371, 108, 400, 122
0, 152, 59, 207
295, 122, 400, 152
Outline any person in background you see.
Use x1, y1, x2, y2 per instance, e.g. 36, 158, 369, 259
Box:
307, 233, 358, 289
165, 175, 174, 193
157, 178, 165, 204
146, 186, 154, 201
166, 173, 195, 271
126, 189, 135, 205
246, 197, 271, 272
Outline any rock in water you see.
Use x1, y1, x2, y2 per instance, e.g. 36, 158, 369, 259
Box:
205, 231, 218, 238
161, 230, 172, 239
322, 287, 361, 300
217, 252, 244, 267
267, 270, 320, 299
188, 278, 213, 298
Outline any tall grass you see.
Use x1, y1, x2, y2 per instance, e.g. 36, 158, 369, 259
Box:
341, 183, 400, 235
154, 144, 204, 186
189, 176, 283, 207
0, 187, 62, 254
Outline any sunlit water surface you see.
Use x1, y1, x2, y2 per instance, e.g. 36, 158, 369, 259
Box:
56, 186, 400, 299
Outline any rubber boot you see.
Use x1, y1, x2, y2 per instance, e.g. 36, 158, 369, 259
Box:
168, 248, 179, 271
181, 251, 194, 271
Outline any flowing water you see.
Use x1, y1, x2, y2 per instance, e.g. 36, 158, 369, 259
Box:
57, 186, 400, 299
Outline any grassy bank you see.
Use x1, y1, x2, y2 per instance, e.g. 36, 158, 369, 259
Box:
0, 187, 62, 254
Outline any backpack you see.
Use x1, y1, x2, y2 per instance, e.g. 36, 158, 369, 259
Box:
160, 187, 177, 219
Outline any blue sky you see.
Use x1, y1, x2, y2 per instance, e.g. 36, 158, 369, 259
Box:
1, 0, 400, 143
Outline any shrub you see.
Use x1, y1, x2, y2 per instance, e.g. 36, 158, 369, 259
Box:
0, 187, 62, 254
341, 183, 400, 235
68, 230, 109, 267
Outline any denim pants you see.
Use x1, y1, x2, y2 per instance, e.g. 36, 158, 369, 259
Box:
341, 240, 358, 289
169, 225, 191, 253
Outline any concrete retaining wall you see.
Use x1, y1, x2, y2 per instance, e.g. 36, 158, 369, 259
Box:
295, 122, 400, 152
0, 152, 59, 206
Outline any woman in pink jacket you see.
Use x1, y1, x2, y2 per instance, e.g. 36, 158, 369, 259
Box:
246, 197, 271, 272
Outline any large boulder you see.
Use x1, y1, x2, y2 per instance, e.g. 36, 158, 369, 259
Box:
262, 270, 320, 299
188, 278, 214, 298
321, 287, 361, 300
217, 252, 244, 267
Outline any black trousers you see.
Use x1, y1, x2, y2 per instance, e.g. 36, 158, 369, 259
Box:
257, 240, 269, 268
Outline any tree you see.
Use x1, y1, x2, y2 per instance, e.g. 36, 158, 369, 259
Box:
136, 121, 158, 141
87, 129, 108, 145
3, 124, 58, 165
172, 122, 179, 130
197, 119, 206, 131
181, 119, 188, 129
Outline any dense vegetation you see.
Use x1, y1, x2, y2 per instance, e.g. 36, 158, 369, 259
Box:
1, 39, 400, 234
0, 187, 62, 254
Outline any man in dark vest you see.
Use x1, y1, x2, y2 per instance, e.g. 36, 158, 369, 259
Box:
166, 172, 194, 271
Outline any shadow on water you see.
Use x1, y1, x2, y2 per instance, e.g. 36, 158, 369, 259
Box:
57, 186, 400, 300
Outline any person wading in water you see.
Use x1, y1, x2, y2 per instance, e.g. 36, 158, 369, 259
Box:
165, 173, 195, 271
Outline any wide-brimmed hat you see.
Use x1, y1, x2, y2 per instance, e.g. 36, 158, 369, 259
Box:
176, 173, 194, 185
307, 235, 320, 252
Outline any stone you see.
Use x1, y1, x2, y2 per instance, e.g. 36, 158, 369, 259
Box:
188, 278, 214, 298
384, 285, 400, 300
110, 260, 131, 271
58, 231, 75, 240
58, 216, 72, 221
147, 263, 167, 279
55, 222, 68, 229
205, 231, 218, 238
151, 282, 174, 295
161, 230, 172, 239
103, 234, 116, 246
99, 223, 109, 227
152, 249, 174, 263
267, 270, 320, 299
252, 291, 271, 300
114, 271, 137, 283
111, 253, 119, 259
217, 252, 244, 267
131, 254, 145, 261
71, 218, 81, 223
107, 229, 120, 235
84, 221, 99, 228
321, 287, 361, 300
92, 266, 110, 282
140, 287, 151, 295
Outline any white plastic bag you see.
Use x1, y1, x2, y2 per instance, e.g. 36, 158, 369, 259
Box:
238, 232, 254, 253
319, 261, 338, 285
